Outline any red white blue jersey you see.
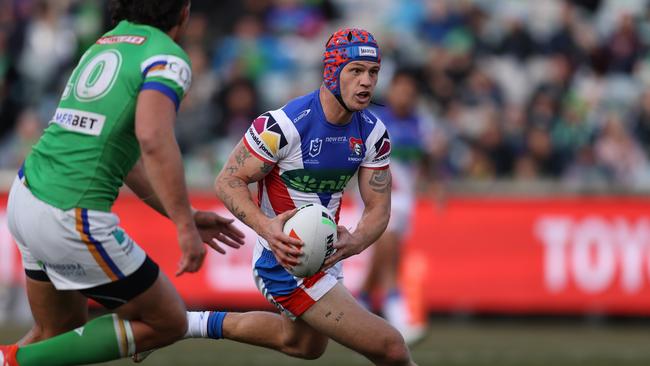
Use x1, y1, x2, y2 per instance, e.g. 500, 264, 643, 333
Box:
243, 89, 391, 248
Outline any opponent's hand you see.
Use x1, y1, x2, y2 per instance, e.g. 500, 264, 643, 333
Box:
194, 210, 245, 254
321, 225, 364, 271
176, 225, 206, 276
260, 209, 303, 269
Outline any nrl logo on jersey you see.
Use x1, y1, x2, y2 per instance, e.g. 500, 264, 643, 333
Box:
309, 138, 323, 157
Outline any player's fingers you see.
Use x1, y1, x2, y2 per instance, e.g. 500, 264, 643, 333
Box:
279, 208, 299, 223
214, 215, 235, 224
224, 226, 246, 242
272, 245, 300, 266
278, 238, 302, 255
277, 233, 303, 248
322, 251, 344, 270
206, 239, 227, 254
216, 235, 243, 249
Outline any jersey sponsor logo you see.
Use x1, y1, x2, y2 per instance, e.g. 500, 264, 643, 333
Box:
281, 169, 353, 194
358, 46, 378, 57
42, 261, 87, 278
247, 127, 274, 159
372, 130, 391, 162
51, 108, 106, 136
96, 35, 146, 45
141, 55, 192, 93
325, 136, 347, 143
293, 109, 311, 123
309, 138, 323, 157
251, 114, 288, 156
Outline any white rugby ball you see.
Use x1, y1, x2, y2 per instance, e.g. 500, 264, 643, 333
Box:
283, 203, 337, 277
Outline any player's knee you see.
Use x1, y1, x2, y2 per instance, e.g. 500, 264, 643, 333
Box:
378, 332, 411, 365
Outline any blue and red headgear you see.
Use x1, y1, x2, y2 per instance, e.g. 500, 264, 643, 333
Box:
323, 28, 381, 109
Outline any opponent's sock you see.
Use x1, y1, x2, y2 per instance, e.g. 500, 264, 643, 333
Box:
185, 311, 227, 340
16, 314, 134, 366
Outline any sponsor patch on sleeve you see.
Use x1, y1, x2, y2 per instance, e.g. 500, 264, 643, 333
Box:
245, 114, 288, 160
141, 55, 192, 94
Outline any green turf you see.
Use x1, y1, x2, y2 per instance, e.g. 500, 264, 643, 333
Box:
2, 319, 650, 366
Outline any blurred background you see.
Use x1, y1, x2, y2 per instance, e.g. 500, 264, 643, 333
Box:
2, 0, 650, 365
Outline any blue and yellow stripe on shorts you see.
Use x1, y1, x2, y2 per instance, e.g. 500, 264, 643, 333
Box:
75, 208, 125, 281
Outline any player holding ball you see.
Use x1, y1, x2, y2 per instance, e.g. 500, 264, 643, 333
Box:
175, 28, 418, 366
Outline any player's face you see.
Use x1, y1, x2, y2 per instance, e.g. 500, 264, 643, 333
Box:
339, 61, 380, 111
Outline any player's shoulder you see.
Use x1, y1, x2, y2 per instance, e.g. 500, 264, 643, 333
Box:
276, 90, 319, 125
356, 108, 387, 138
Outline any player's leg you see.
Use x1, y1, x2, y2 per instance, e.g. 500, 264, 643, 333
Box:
18, 276, 88, 345
10, 258, 187, 366
222, 311, 328, 359
302, 282, 416, 366
113, 270, 187, 352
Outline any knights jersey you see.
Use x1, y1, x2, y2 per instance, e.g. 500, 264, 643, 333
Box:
243, 89, 391, 243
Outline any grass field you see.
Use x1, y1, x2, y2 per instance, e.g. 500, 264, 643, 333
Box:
3, 317, 650, 366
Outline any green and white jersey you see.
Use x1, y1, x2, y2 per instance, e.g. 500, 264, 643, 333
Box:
24, 20, 192, 212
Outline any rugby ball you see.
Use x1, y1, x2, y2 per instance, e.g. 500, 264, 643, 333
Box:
283, 203, 337, 277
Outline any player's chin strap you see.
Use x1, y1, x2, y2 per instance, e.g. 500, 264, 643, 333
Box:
335, 93, 354, 113
334, 94, 385, 112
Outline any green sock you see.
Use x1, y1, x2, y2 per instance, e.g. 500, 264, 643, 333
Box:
16, 314, 135, 366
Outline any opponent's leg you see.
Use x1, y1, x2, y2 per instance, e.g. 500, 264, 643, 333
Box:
10, 266, 186, 365
185, 310, 328, 360
302, 283, 416, 366
115, 271, 187, 352
18, 276, 88, 345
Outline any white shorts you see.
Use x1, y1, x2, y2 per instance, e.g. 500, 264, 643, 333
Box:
252, 240, 342, 320
387, 189, 415, 236
7, 177, 147, 290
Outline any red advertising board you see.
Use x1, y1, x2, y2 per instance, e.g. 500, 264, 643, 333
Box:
3, 193, 650, 315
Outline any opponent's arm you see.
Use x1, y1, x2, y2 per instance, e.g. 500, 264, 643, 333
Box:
124, 158, 168, 217
215, 141, 302, 266
323, 166, 391, 269
125, 158, 245, 254
135, 89, 204, 275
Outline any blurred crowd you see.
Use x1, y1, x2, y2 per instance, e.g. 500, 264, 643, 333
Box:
2, 0, 650, 191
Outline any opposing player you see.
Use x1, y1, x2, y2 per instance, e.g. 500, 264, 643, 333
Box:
0, 1, 244, 365
358, 69, 431, 344
172, 28, 417, 366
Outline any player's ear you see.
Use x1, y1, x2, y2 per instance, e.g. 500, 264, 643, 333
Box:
179, 2, 191, 28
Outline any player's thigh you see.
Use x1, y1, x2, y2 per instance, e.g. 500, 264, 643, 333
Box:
24, 277, 88, 339
301, 283, 406, 358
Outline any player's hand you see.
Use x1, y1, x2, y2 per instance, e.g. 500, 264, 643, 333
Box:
176, 225, 206, 276
321, 225, 363, 271
260, 208, 303, 269
194, 210, 246, 254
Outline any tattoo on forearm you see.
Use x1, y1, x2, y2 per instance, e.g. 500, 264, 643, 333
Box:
217, 185, 247, 222
369, 169, 391, 193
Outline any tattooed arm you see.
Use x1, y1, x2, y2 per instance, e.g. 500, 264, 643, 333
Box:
323, 166, 392, 269
215, 140, 302, 267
